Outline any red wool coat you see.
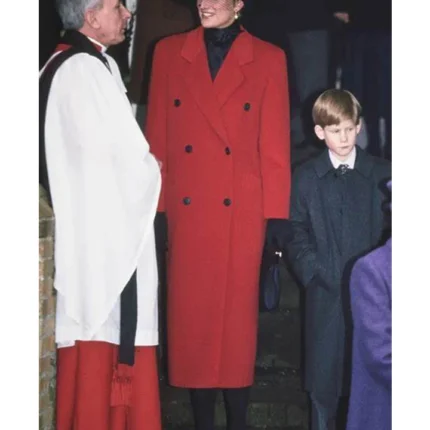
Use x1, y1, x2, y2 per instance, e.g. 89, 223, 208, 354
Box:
146, 26, 291, 388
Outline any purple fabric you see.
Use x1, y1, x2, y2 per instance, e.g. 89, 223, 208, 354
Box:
347, 238, 392, 430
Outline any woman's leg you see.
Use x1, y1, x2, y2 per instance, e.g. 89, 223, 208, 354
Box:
222, 387, 251, 430
189, 388, 218, 430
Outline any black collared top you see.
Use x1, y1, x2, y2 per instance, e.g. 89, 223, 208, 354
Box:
203, 20, 242, 80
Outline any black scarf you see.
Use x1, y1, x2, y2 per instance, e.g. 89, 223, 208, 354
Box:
39, 30, 111, 206
204, 20, 242, 80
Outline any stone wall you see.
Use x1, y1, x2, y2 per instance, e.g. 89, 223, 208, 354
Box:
39, 186, 56, 430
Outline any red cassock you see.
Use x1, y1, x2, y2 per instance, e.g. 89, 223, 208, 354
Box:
146, 26, 291, 388
56, 343, 161, 430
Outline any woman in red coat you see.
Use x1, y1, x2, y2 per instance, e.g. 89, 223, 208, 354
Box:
146, 1, 291, 428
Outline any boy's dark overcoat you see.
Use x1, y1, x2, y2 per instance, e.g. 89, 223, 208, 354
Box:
287, 146, 391, 397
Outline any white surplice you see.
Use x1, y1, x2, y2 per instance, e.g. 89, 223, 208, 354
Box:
42, 49, 161, 348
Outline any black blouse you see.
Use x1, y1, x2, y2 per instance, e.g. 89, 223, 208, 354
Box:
203, 20, 242, 81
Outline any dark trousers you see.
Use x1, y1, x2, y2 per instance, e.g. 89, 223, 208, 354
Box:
310, 392, 339, 430
342, 30, 392, 160
189, 387, 250, 430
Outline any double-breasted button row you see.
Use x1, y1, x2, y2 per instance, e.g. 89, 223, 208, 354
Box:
182, 197, 232, 206
174, 98, 250, 112
183, 145, 231, 155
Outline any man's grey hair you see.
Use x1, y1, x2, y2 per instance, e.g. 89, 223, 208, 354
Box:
56, 0, 104, 30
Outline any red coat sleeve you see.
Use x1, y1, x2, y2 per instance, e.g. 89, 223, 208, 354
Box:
259, 48, 291, 219
145, 40, 169, 212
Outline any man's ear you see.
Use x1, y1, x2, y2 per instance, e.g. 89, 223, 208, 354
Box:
314, 125, 325, 141
84, 8, 101, 30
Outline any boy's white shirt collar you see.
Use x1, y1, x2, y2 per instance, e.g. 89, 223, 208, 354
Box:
329, 146, 357, 169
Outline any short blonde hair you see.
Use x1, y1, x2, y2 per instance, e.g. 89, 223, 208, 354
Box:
312, 89, 362, 127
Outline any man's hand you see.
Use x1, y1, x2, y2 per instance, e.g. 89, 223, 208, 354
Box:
154, 156, 163, 170
334, 12, 350, 23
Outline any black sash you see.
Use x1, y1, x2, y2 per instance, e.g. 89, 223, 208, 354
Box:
39, 30, 111, 204
39, 30, 137, 366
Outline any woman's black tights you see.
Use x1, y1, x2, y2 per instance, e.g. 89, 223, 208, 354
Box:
189, 387, 250, 430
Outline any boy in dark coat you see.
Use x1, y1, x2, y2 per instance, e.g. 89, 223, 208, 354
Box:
285, 89, 391, 430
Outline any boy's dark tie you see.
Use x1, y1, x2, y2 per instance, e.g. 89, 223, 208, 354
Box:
336, 164, 351, 176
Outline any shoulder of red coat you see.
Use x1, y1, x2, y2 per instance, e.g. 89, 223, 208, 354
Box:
247, 33, 284, 57
156, 27, 198, 51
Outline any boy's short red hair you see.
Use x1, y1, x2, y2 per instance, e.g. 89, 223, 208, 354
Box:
312, 89, 362, 127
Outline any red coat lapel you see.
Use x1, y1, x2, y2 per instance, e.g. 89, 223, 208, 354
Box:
179, 27, 254, 144
180, 27, 228, 144
214, 29, 253, 108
